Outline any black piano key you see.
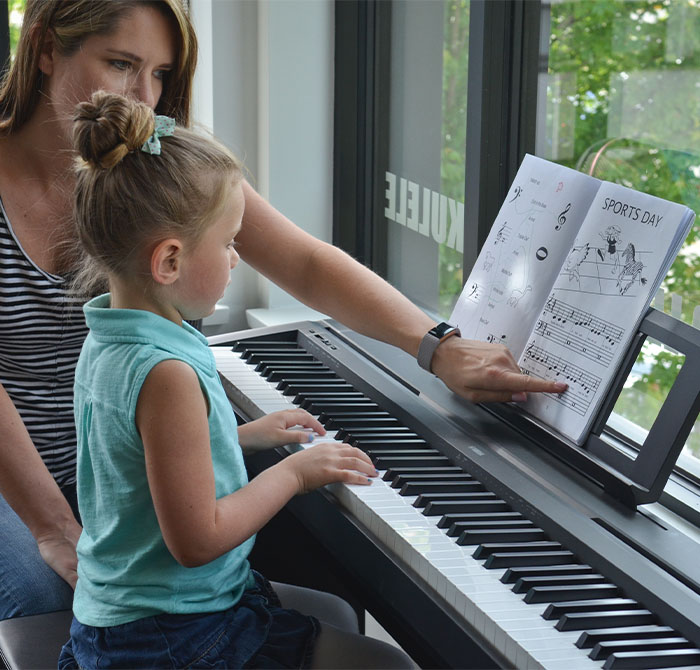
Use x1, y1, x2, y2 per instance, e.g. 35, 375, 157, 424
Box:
513, 572, 606, 594
501, 563, 592, 584
335, 427, 415, 440
296, 391, 365, 404
544, 598, 641, 620
437, 510, 524, 528
235, 343, 302, 355
382, 466, 463, 481
424, 500, 511, 516
556, 609, 656, 632
278, 378, 352, 391
356, 439, 431, 451
457, 527, 545, 545
603, 648, 700, 669
281, 382, 356, 395
320, 411, 393, 425
257, 361, 327, 373
369, 449, 443, 460
413, 491, 498, 508
448, 519, 534, 538
590, 637, 692, 662
247, 352, 316, 363
576, 625, 677, 649
524, 582, 619, 604
400, 481, 486, 496
266, 370, 339, 382
304, 402, 380, 413
373, 455, 453, 469
483, 550, 575, 569
472, 541, 562, 560
319, 409, 390, 419
390, 473, 475, 488
326, 417, 404, 430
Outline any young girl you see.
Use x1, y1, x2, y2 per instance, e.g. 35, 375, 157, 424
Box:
56, 90, 413, 669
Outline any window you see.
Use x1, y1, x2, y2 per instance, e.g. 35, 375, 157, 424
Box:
536, 0, 700, 477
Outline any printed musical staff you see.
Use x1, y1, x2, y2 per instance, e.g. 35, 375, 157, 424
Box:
540, 296, 624, 366
522, 343, 601, 416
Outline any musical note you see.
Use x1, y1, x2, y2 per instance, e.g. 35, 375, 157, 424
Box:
555, 202, 572, 231
522, 343, 601, 416
509, 186, 522, 202
538, 297, 624, 367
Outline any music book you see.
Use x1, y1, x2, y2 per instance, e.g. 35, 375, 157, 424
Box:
450, 153, 696, 445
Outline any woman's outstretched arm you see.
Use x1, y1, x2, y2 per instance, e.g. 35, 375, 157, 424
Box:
0, 384, 81, 587
236, 181, 566, 403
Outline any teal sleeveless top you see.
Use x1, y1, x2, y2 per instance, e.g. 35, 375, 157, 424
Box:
73, 294, 254, 626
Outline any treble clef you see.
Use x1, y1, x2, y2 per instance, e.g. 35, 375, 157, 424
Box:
555, 202, 571, 231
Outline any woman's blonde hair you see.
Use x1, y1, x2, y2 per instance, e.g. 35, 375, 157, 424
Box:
72, 91, 242, 296
0, 0, 197, 134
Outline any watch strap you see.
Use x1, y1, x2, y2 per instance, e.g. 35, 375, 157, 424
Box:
417, 322, 460, 373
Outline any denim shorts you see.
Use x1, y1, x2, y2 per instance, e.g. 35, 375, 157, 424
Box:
57, 571, 319, 669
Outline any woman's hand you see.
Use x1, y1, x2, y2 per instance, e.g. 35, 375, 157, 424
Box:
35, 518, 82, 589
283, 441, 377, 493
430, 335, 568, 404
238, 409, 327, 452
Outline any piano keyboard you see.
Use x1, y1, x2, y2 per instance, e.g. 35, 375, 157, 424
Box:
212, 337, 700, 670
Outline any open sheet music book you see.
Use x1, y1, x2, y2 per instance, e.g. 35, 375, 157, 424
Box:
450, 154, 695, 445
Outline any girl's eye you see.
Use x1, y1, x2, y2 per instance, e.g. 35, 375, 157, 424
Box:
154, 69, 170, 81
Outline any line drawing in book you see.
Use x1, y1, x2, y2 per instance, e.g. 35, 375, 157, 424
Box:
562, 243, 590, 286
507, 285, 532, 307
616, 243, 647, 296
559, 229, 649, 298
597, 225, 623, 274
483, 251, 495, 272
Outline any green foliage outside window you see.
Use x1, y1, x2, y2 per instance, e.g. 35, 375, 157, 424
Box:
9, 0, 25, 59
547, 0, 700, 457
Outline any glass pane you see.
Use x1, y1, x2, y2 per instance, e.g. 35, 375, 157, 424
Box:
383, 0, 468, 318
536, 0, 700, 474
9, 0, 25, 58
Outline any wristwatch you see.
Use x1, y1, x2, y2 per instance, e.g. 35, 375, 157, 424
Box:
417, 322, 461, 373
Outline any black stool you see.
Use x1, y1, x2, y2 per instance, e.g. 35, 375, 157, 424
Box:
0, 610, 71, 670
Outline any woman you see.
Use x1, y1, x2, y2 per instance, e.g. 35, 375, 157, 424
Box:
0, 0, 565, 621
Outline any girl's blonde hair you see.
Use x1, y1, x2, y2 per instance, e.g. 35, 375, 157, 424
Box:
72, 91, 242, 295
0, 0, 197, 133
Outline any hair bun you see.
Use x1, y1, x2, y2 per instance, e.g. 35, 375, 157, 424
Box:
73, 91, 155, 169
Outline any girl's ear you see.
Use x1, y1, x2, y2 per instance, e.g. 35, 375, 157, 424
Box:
151, 238, 183, 285
35, 27, 56, 77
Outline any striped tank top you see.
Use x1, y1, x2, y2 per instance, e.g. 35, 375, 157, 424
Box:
0, 203, 87, 487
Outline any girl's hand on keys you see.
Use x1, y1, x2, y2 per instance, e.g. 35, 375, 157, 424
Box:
283, 441, 378, 493
237, 409, 326, 451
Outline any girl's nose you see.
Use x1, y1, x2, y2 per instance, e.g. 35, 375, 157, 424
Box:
230, 248, 240, 270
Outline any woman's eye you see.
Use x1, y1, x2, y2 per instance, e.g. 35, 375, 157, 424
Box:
154, 69, 170, 81
110, 60, 131, 71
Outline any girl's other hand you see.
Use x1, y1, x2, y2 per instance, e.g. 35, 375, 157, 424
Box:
284, 441, 377, 493
237, 408, 327, 451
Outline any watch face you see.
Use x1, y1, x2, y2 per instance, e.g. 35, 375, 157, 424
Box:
431, 322, 457, 339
